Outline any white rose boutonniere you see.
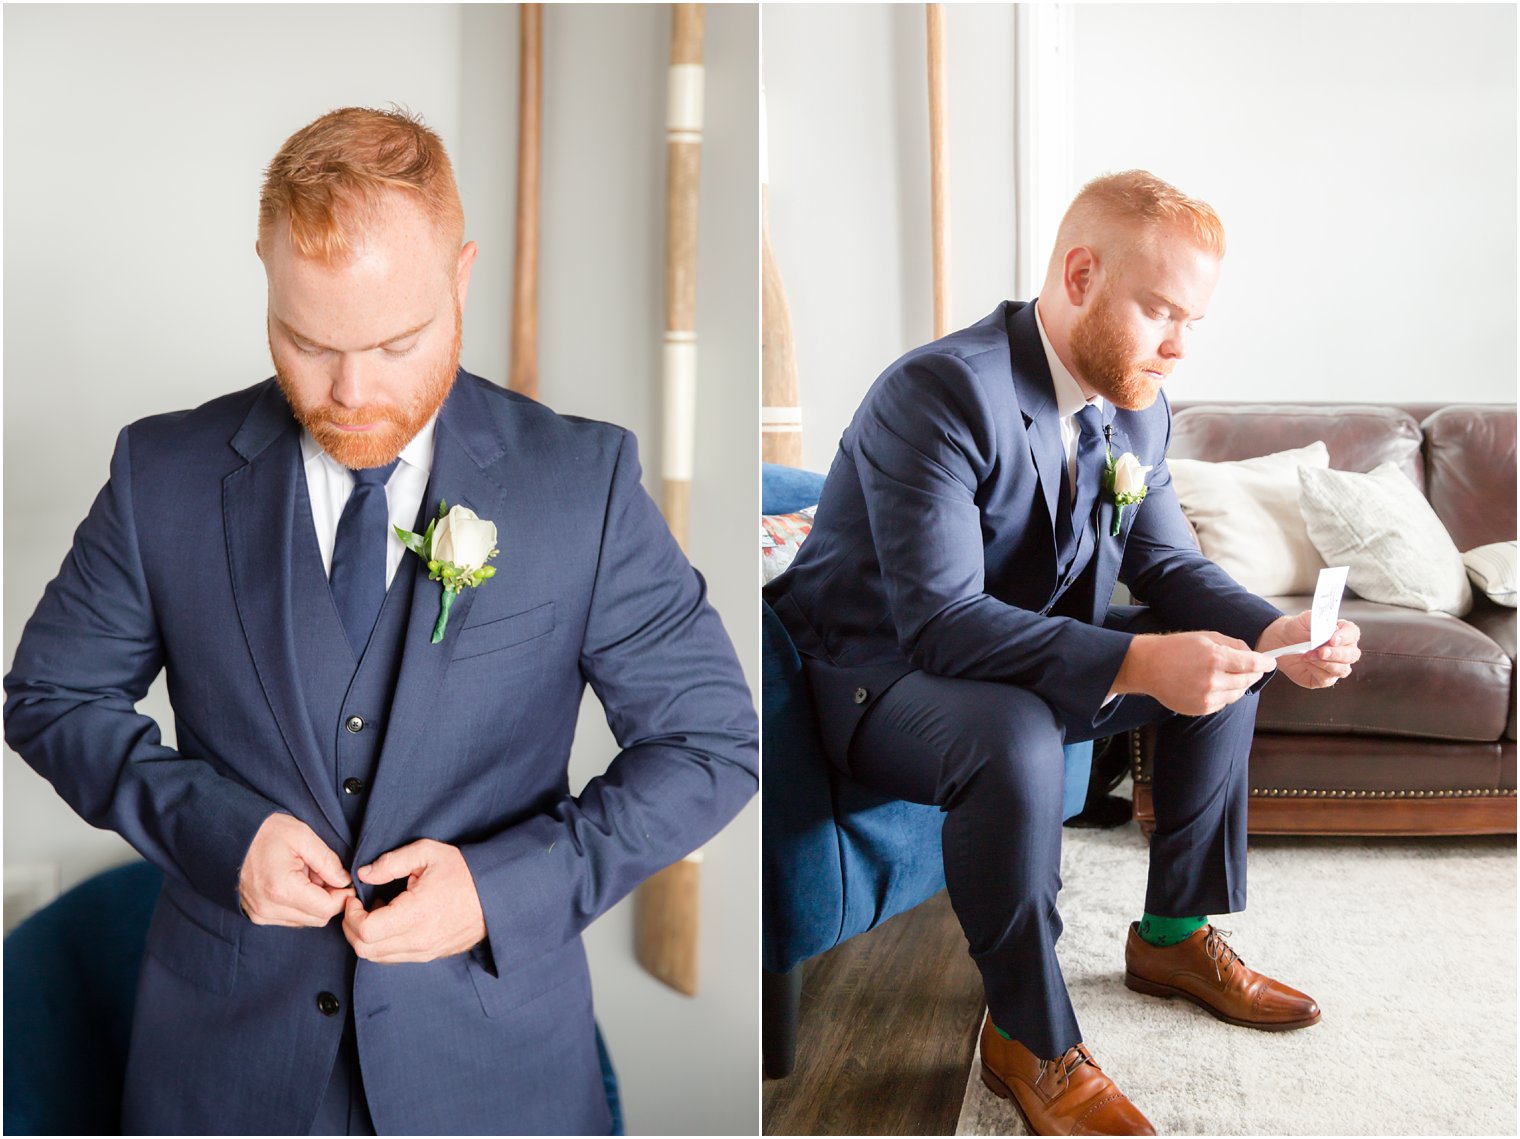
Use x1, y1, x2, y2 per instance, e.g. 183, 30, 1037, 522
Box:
1101, 430, 1152, 536
395, 501, 501, 643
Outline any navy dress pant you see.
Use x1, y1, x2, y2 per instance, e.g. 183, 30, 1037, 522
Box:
846, 606, 1259, 1059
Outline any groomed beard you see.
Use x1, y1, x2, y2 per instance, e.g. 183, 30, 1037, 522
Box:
1068, 289, 1172, 411
273, 300, 462, 470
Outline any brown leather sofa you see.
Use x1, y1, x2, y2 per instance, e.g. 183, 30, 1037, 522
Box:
1132, 402, 1517, 836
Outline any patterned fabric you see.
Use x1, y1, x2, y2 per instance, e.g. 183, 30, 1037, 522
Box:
1463, 541, 1517, 607
761, 506, 816, 583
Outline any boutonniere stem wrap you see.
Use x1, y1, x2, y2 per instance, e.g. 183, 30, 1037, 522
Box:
395, 501, 500, 643
1101, 433, 1152, 536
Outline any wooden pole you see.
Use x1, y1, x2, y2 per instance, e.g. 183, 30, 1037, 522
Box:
509, 3, 542, 398
760, 85, 802, 467
926, 3, 950, 339
660, 3, 704, 553
635, 2, 705, 1000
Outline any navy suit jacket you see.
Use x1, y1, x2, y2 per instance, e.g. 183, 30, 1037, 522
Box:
4, 371, 758, 1135
765, 299, 1282, 764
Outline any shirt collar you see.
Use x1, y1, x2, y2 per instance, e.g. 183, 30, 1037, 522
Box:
1033, 300, 1106, 423
299, 412, 438, 477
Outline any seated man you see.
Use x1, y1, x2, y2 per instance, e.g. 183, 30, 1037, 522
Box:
764, 170, 1360, 1136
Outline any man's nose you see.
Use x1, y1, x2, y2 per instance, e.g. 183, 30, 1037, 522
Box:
1159, 326, 1187, 360
330, 353, 366, 406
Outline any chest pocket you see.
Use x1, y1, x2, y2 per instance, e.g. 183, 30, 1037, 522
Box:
453, 601, 556, 662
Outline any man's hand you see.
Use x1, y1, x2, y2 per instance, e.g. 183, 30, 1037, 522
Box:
239, 813, 354, 927
343, 839, 487, 964
1111, 631, 1277, 717
1256, 611, 1362, 689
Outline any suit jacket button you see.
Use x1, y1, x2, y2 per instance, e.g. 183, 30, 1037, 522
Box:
343, 777, 364, 796
853, 687, 869, 705
345, 715, 365, 734
316, 992, 341, 1017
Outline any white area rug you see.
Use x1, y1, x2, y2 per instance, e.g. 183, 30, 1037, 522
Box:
955, 821, 1517, 1136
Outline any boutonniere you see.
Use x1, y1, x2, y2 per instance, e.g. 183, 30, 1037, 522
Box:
394, 502, 500, 643
1101, 425, 1151, 536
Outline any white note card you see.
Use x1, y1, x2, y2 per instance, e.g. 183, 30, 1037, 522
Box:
1265, 565, 1349, 659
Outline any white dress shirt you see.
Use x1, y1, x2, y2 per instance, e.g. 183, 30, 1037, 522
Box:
1033, 300, 1106, 488
299, 417, 437, 587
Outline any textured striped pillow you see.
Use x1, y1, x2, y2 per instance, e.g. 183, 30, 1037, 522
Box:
1463, 541, 1517, 607
1298, 462, 1473, 616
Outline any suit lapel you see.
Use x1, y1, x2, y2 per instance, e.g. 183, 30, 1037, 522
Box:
1090, 418, 1136, 620
223, 383, 349, 841
353, 374, 510, 864
1004, 301, 1065, 562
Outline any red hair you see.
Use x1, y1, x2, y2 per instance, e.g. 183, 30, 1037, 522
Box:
1049, 170, 1225, 278
258, 106, 464, 264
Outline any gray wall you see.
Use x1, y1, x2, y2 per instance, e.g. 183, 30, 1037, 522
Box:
764, 3, 1517, 474
2, 5, 758, 1134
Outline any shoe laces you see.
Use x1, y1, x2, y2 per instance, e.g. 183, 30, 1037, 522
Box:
1203, 926, 1243, 983
1039, 1043, 1097, 1085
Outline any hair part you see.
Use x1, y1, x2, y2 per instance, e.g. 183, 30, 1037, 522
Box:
1047, 170, 1225, 282
258, 105, 465, 266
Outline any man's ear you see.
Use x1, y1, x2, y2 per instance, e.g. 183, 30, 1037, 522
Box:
1062, 245, 1097, 307
455, 241, 478, 310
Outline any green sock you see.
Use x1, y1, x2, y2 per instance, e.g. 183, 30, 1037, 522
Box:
1138, 912, 1207, 946
993, 1023, 1013, 1041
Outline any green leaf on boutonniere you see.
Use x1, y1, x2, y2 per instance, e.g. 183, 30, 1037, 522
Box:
396, 499, 502, 644
1101, 446, 1150, 536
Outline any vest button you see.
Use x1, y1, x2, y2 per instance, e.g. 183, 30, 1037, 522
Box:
345, 715, 365, 734
316, 992, 341, 1017
343, 778, 364, 796
853, 687, 869, 705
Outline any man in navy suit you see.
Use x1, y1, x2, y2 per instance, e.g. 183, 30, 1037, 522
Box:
4, 107, 757, 1135
765, 171, 1360, 1135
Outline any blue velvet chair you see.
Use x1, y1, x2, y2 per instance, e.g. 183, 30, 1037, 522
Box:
761, 463, 1092, 1077
4, 860, 624, 1135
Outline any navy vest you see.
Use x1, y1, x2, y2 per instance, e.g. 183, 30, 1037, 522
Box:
290, 471, 418, 848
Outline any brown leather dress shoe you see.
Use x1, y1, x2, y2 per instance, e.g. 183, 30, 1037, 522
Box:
978, 1013, 1156, 1136
1124, 923, 1321, 1030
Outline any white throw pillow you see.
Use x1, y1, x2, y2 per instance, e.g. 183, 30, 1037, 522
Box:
1168, 441, 1330, 595
1298, 462, 1473, 616
1463, 541, 1517, 607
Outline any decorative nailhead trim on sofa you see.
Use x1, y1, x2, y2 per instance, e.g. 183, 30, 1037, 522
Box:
1249, 788, 1516, 798
1127, 731, 1516, 798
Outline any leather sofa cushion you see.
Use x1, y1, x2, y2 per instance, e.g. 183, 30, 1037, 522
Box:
1464, 597, 1517, 741
1243, 734, 1515, 794
1169, 404, 1425, 491
1256, 598, 1511, 742
1421, 406, 1517, 552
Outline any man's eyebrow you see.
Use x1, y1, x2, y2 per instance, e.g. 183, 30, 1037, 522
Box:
1151, 293, 1203, 321
276, 315, 434, 350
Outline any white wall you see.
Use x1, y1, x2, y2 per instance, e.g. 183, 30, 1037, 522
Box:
1070, 3, 1517, 408
763, 3, 1018, 474
764, 3, 1516, 474
2, 5, 758, 1135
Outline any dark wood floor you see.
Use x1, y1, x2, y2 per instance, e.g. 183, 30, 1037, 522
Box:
761, 890, 987, 1135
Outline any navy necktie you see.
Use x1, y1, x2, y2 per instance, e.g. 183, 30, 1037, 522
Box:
330, 460, 400, 658
1071, 405, 1107, 538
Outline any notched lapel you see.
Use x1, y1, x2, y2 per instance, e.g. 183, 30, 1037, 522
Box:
1004, 302, 1065, 557
1091, 420, 1142, 621
222, 386, 348, 841
355, 377, 510, 862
